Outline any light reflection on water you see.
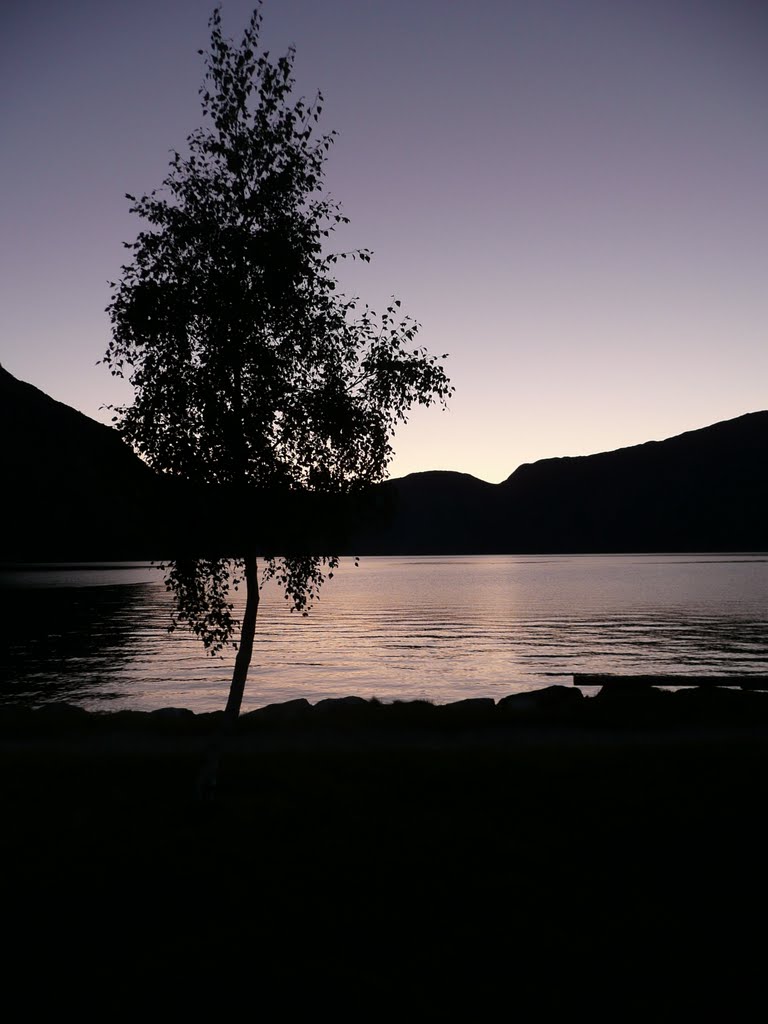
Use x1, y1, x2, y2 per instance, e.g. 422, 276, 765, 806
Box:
0, 555, 766, 712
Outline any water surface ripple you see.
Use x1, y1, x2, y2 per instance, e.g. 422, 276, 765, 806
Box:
1, 555, 766, 711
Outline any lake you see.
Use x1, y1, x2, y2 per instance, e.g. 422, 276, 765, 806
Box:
1, 554, 767, 712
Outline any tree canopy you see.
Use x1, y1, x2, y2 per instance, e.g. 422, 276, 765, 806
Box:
104, 3, 453, 717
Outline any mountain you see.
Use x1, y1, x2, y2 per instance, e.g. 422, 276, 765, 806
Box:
1, 364, 154, 492
498, 412, 768, 552
2, 364, 766, 557
349, 412, 768, 553
0, 365, 345, 559
1, 365, 168, 558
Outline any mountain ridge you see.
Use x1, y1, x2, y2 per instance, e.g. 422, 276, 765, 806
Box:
504, 409, 768, 483
2, 365, 766, 557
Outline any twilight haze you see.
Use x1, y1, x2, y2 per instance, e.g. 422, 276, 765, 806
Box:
1, 0, 766, 483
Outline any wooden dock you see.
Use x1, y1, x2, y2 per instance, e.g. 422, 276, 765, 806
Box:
573, 674, 768, 690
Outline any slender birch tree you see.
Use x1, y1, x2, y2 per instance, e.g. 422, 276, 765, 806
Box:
105, 4, 452, 720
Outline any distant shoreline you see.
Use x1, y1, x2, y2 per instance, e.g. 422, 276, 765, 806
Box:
3, 552, 768, 568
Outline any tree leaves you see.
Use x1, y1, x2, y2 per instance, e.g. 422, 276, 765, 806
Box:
104, 2, 453, 652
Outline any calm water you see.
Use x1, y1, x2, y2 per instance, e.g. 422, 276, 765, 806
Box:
1, 555, 767, 712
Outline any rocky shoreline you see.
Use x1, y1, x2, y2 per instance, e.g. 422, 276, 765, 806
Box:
3, 682, 768, 749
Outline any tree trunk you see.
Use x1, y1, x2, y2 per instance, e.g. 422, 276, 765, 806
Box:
197, 554, 259, 800
224, 553, 260, 720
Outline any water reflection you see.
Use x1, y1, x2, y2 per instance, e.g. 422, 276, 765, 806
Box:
0, 555, 766, 711
0, 582, 148, 704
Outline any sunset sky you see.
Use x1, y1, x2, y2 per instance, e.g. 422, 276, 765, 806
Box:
2, 0, 766, 483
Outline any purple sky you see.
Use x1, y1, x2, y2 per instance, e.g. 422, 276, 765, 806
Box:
2, 0, 767, 482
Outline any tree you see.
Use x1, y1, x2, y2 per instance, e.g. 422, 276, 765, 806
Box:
104, 4, 452, 721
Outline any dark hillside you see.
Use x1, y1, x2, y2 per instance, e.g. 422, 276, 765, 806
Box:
2, 365, 766, 556
348, 412, 768, 553
0, 366, 348, 559
500, 411, 768, 552
1, 365, 166, 558
351, 470, 503, 554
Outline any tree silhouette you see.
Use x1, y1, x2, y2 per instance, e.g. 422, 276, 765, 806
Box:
104, 4, 452, 720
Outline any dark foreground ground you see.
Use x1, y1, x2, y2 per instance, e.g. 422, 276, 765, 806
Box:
2, 686, 768, 1016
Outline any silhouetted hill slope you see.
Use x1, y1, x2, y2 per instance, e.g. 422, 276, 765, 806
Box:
1, 365, 167, 558
498, 412, 768, 552
1, 365, 154, 492
351, 470, 505, 554
350, 412, 768, 553
0, 366, 349, 559
2, 365, 766, 556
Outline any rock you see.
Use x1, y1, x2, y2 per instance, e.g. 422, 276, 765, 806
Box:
149, 707, 195, 719
498, 685, 583, 714
593, 682, 669, 699
440, 698, 496, 719
36, 702, 90, 717
250, 698, 313, 721
313, 696, 370, 714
